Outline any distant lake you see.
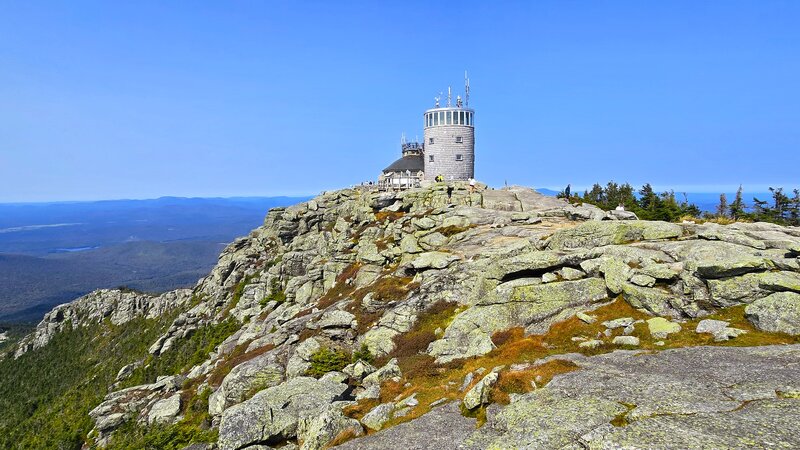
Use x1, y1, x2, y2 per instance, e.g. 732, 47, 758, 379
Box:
51, 246, 99, 253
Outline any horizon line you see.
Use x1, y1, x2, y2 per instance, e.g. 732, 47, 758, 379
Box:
2, 183, 798, 204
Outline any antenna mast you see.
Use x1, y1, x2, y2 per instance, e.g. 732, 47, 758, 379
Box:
447, 87, 452, 107
465, 71, 470, 107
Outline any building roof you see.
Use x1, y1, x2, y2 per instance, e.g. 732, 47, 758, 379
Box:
383, 154, 424, 173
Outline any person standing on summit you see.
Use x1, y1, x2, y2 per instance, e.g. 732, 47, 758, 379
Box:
565, 184, 571, 202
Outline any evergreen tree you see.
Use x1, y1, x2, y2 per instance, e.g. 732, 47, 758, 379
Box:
769, 187, 791, 221
729, 185, 745, 220
638, 184, 658, 212
752, 197, 769, 220
791, 189, 800, 224
716, 193, 729, 218
585, 183, 604, 205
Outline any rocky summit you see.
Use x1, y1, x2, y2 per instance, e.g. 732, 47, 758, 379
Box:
6, 182, 800, 449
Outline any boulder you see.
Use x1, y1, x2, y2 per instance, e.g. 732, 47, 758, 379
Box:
404, 252, 459, 271
557, 267, 585, 281
676, 241, 775, 279
209, 349, 285, 415
708, 271, 800, 307
217, 376, 350, 450
576, 312, 597, 324
745, 292, 800, 335
712, 327, 747, 342
646, 317, 682, 339
612, 336, 640, 346
463, 368, 502, 410
696, 319, 730, 335
334, 402, 477, 450
429, 278, 608, 363
579, 339, 603, 349
357, 241, 386, 265
600, 258, 633, 295
482, 190, 522, 212
316, 310, 356, 329
630, 274, 656, 287
343, 360, 376, 382
361, 403, 395, 431
286, 338, 322, 378
399, 234, 422, 254
148, 393, 181, 425
297, 406, 363, 450
547, 221, 683, 251
621, 283, 679, 317
467, 345, 800, 449
363, 358, 402, 387
412, 217, 436, 230
602, 317, 634, 329
418, 232, 448, 250
606, 209, 639, 220
541, 272, 558, 283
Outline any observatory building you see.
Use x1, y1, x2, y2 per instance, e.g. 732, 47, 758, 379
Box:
378, 77, 474, 189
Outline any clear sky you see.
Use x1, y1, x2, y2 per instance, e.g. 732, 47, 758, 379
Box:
1, 1, 798, 202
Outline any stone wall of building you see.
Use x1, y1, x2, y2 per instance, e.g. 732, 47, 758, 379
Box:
423, 124, 474, 181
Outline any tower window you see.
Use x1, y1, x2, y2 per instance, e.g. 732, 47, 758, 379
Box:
429, 155, 435, 162
460, 111, 465, 124
429, 137, 434, 145
456, 154, 463, 161
455, 136, 463, 143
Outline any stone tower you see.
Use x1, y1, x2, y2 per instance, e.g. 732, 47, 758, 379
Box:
423, 87, 474, 181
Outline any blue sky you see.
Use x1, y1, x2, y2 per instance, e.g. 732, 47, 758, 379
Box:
1, 1, 798, 202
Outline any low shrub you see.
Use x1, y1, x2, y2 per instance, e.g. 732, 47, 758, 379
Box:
351, 343, 375, 364
437, 225, 472, 237
260, 278, 286, 306
307, 347, 350, 377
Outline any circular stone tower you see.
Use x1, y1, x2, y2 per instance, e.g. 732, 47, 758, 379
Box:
423, 105, 475, 181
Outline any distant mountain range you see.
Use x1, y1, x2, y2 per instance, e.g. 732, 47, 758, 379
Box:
0, 196, 308, 322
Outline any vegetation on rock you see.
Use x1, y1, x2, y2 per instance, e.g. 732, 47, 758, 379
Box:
0, 316, 173, 449
122, 318, 240, 387
307, 347, 351, 377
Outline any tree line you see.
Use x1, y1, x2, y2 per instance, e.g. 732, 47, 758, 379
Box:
559, 182, 800, 226
717, 185, 800, 226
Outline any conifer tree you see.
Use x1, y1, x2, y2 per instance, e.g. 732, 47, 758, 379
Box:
716, 193, 729, 218
729, 185, 745, 220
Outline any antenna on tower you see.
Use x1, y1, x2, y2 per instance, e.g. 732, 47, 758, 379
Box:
401, 132, 406, 145
465, 71, 470, 107
447, 87, 452, 107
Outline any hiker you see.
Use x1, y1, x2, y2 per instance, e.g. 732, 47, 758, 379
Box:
446, 185, 454, 203
565, 184, 571, 202
469, 178, 476, 193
